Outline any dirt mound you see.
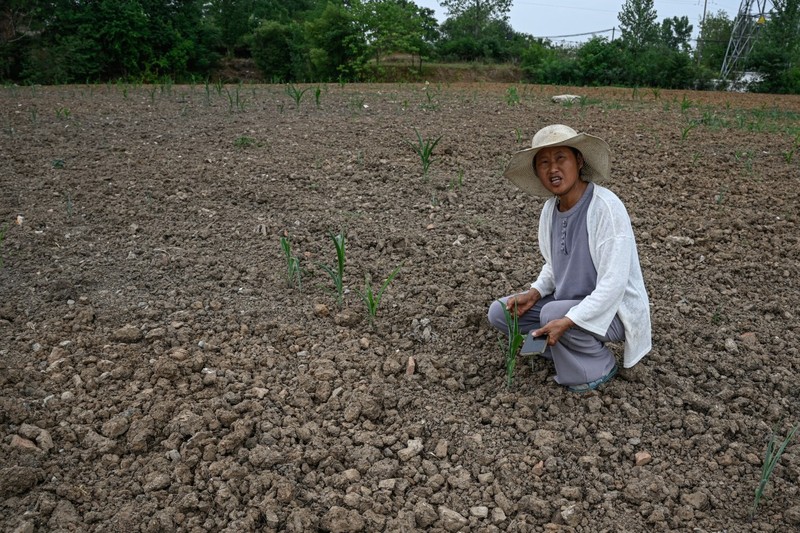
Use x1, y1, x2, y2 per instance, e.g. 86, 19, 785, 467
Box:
1, 82, 799, 532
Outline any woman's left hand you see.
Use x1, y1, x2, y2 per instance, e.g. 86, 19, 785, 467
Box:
533, 317, 575, 346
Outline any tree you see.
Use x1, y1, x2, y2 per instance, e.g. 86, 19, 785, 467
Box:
659, 16, 692, 53
354, 0, 438, 69
439, 0, 512, 38
305, 1, 366, 80
748, 0, 800, 93
618, 0, 658, 49
696, 10, 733, 72
575, 37, 626, 86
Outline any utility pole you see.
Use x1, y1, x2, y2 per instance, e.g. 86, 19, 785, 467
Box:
696, 0, 708, 64
720, 0, 774, 80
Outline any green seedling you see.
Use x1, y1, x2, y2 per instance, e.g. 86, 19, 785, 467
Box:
751, 423, 798, 520
280, 236, 302, 290
55, 107, 70, 119
358, 264, 401, 326
498, 302, 525, 388
349, 94, 365, 112
64, 192, 73, 217
514, 128, 523, 143
225, 85, 245, 112
234, 136, 257, 149
52, 159, 65, 169
286, 83, 310, 109
449, 169, 465, 191
680, 95, 692, 113
406, 127, 442, 177
783, 135, 799, 164
681, 120, 698, 141
505, 86, 520, 106
319, 230, 346, 307
314, 86, 322, 108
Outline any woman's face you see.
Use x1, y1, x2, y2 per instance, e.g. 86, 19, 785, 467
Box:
534, 146, 584, 197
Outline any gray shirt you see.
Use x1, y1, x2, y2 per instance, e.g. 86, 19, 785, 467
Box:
551, 182, 597, 301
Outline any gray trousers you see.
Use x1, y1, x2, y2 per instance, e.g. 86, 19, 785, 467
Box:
487, 295, 624, 386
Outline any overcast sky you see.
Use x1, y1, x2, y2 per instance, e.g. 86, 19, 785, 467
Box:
415, 0, 746, 45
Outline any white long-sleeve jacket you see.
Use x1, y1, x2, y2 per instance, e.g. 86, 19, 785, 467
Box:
531, 185, 652, 368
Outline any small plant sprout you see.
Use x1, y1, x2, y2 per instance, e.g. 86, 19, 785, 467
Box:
234, 136, 257, 149
680, 95, 692, 113
225, 85, 245, 112
55, 107, 70, 119
406, 127, 442, 177
783, 134, 799, 164
751, 423, 798, 520
681, 120, 698, 141
514, 127, 523, 143
314, 86, 322, 108
285, 83, 310, 109
449, 169, 465, 191
319, 230, 346, 307
358, 264, 401, 326
498, 302, 525, 388
280, 236, 301, 289
505, 86, 520, 106
64, 192, 74, 217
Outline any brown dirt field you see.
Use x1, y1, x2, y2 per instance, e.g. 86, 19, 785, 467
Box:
1, 82, 799, 532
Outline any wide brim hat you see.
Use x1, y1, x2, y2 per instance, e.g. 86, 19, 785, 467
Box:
503, 124, 611, 197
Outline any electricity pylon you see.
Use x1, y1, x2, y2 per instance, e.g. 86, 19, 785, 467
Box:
720, 0, 774, 80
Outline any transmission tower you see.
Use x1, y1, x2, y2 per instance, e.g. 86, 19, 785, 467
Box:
720, 0, 774, 80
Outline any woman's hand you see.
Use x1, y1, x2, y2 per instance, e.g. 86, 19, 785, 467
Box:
506, 288, 540, 317
533, 317, 575, 346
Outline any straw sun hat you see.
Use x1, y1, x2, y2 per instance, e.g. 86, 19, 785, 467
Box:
503, 124, 611, 197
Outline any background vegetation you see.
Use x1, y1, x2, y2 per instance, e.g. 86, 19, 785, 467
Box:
1, 0, 798, 92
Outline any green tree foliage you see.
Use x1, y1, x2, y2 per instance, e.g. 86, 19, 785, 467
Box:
749, 0, 800, 93
696, 10, 733, 73
659, 16, 692, 53
439, 0, 512, 37
618, 0, 659, 50
438, 3, 527, 62
1, 0, 799, 91
305, 2, 366, 80
354, 0, 438, 68
17, 0, 218, 83
250, 20, 296, 82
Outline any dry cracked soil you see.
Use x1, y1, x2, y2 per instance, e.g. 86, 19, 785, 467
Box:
1, 82, 799, 532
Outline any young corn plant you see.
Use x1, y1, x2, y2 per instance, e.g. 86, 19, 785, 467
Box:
751, 423, 798, 520
286, 83, 310, 109
280, 236, 302, 289
498, 302, 525, 388
358, 264, 401, 327
319, 231, 346, 307
505, 86, 520, 106
406, 127, 442, 178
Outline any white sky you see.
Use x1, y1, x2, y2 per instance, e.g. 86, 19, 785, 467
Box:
415, 0, 746, 45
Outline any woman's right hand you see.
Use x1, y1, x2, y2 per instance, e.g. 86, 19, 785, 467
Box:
506, 288, 540, 317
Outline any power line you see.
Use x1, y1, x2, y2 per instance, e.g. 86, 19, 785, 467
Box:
534, 28, 616, 39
